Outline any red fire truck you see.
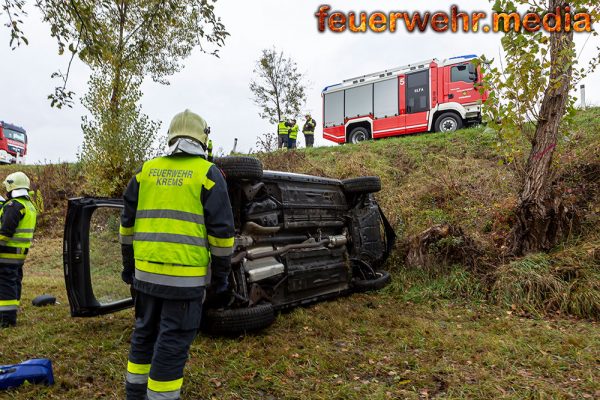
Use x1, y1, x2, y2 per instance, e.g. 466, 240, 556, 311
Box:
0, 121, 28, 164
322, 54, 487, 144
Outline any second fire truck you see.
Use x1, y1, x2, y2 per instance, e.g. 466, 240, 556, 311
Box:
322, 54, 487, 144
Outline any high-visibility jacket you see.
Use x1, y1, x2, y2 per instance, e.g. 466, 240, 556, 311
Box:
120, 155, 235, 299
303, 118, 316, 134
278, 121, 288, 136
289, 124, 299, 140
0, 197, 36, 265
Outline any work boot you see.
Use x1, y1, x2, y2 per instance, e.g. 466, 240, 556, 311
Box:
0, 312, 16, 328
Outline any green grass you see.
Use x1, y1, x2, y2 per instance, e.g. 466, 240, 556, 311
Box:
0, 109, 599, 398
2, 238, 599, 399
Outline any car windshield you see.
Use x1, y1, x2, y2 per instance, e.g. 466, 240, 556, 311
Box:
3, 127, 26, 143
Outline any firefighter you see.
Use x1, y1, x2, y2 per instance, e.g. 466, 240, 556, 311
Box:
277, 119, 289, 149
120, 109, 235, 400
302, 113, 316, 148
0, 172, 36, 328
287, 118, 299, 149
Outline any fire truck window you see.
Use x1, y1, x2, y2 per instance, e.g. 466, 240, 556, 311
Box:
3, 128, 26, 143
451, 65, 472, 83
345, 84, 373, 119
324, 91, 344, 127
406, 70, 430, 114
374, 79, 398, 118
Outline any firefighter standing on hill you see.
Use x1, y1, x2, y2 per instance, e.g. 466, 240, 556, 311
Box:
120, 109, 235, 400
0, 172, 37, 328
302, 113, 316, 148
287, 118, 299, 149
277, 119, 290, 149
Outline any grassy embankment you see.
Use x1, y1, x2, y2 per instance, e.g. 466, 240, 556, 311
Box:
0, 108, 598, 399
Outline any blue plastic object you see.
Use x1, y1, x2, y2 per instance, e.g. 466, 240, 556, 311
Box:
0, 359, 54, 390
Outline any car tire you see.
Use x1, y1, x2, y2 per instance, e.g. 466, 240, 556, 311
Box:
342, 176, 382, 194
202, 303, 276, 336
214, 156, 263, 180
348, 127, 370, 144
353, 270, 391, 293
435, 112, 463, 133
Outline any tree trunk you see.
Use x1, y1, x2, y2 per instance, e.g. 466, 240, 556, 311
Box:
508, 0, 575, 255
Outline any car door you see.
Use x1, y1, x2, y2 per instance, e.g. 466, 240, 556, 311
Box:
404, 70, 430, 134
63, 197, 133, 317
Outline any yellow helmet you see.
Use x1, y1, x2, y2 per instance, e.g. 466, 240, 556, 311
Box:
4, 171, 30, 192
167, 109, 210, 147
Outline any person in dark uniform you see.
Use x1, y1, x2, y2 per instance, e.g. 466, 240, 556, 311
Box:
302, 113, 316, 148
120, 110, 235, 400
0, 172, 37, 328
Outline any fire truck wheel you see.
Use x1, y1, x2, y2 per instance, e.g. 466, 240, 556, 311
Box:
435, 113, 463, 133
214, 156, 263, 181
348, 127, 370, 144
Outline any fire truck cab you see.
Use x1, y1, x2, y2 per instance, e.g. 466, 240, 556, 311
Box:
322, 55, 487, 144
0, 121, 28, 164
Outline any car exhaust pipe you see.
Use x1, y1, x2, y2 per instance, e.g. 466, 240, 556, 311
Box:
231, 235, 347, 264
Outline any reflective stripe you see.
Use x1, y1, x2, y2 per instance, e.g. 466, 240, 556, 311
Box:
135, 233, 207, 247
137, 210, 205, 225
208, 235, 234, 248
147, 389, 181, 400
0, 258, 25, 265
148, 377, 183, 393
135, 269, 208, 288
15, 228, 34, 233
0, 300, 19, 312
126, 372, 148, 385
6, 237, 32, 243
210, 245, 233, 257
120, 225, 135, 236
0, 252, 27, 259
120, 235, 134, 245
127, 361, 151, 375
135, 260, 207, 278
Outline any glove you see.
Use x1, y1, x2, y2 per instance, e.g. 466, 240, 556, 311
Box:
121, 268, 134, 285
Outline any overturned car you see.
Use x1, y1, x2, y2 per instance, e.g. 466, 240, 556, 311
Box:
63, 157, 395, 335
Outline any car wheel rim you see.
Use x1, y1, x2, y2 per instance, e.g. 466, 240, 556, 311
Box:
440, 118, 457, 132
352, 132, 366, 143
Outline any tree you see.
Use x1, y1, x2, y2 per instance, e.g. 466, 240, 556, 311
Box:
249, 48, 307, 124
2, 1, 228, 195
79, 68, 160, 196
481, 0, 599, 255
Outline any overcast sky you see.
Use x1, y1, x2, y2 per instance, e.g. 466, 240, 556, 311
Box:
1, 0, 598, 163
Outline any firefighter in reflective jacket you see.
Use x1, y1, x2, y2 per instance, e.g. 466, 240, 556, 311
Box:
0, 172, 36, 328
277, 119, 289, 149
287, 119, 299, 149
120, 109, 235, 400
302, 114, 316, 148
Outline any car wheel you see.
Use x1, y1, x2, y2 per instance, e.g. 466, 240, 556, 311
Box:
214, 156, 263, 180
201, 303, 275, 336
435, 113, 463, 133
353, 270, 391, 293
348, 127, 370, 144
342, 176, 381, 194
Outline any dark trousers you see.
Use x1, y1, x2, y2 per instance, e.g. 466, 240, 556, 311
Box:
126, 291, 204, 400
0, 263, 23, 327
304, 134, 314, 148
288, 138, 297, 149
277, 135, 288, 149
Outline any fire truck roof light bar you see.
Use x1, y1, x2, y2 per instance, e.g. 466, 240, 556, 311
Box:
341, 58, 436, 85
0, 121, 26, 133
